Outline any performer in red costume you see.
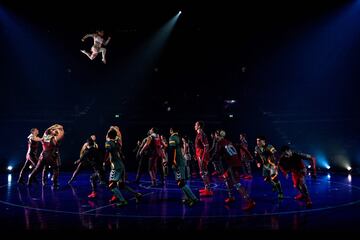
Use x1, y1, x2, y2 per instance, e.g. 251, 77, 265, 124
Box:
213, 129, 255, 210
139, 128, 163, 187
279, 145, 316, 208
194, 121, 213, 197
27, 124, 64, 189
238, 133, 254, 179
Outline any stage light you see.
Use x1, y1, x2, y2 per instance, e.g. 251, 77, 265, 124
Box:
316, 153, 330, 170
327, 173, 331, 179
348, 174, 352, 182
229, 114, 234, 118
225, 99, 236, 104
29, 165, 33, 169
307, 165, 311, 169
115, 114, 120, 118
179, 11, 182, 14
7, 166, 13, 171
335, 155, 351, 173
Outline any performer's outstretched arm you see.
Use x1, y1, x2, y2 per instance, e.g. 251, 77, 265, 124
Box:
82, 34, 94, 42
30, 135, 42, 142
104, 37, 111, 46
79, 142, 89, 158
139, 137, 151, 156
296, 152, 317, 178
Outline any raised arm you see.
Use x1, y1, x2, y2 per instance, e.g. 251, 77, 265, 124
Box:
104, 36, 111, 46
29, 134, 42, 142
80, 142, 88, 158
45, 124, 64, 143
54, 126, 64, 142
139, 136, 152, 156
107, 126, 122, 146
82, 34, 94, 42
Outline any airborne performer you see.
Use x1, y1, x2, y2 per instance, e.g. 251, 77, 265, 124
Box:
81, 30, 111, 64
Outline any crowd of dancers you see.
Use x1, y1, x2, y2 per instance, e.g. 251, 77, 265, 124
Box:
18, 120, 317, 210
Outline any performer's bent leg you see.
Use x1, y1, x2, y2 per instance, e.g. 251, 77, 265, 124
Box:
234, 182, 256, 210
80, 50, 93, 59
161, 157, 168, 184
177, 179, 198, 206
245, 160, 252, 176
221, 170, 235, 202
18, 160, 30, 184
41, 165, 48, 186
118, 181, 142, 203
109, 181, 126, 206
148, 158, 157, 186
297, 175, 310, 199
185, 160, 191, 181
88, 171, 99, 198
52, 166, 60, 189
100, 48, 107, 63
212, 160, 224, 176
27, 159, 44, 186
271, 175, 283, 199
89, 52, 98, 60
300, 182, 312, 207
135, 156, 144, 183
198, 158, 212, 196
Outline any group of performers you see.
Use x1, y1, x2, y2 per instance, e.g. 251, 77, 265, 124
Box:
18, 120, 316, 209
20, 124, 64, 189
12, 28, 319, 212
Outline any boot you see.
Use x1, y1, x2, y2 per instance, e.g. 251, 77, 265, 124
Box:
225, 197, 235, 203
88, 191, 97, 198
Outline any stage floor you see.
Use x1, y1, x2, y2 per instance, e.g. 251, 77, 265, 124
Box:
0, 171, 359, 233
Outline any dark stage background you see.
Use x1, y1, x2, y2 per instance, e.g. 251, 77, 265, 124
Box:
0, 0, 359, 173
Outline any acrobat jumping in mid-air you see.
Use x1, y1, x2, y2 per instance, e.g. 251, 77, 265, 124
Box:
81, 30, 111, 64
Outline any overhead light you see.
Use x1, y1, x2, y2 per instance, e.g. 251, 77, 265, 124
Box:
225, 100, 236, 104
